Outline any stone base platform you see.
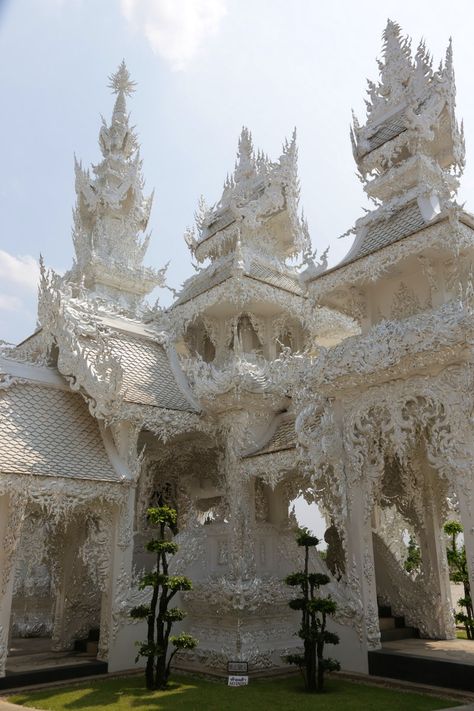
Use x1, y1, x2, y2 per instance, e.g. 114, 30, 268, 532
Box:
369, 638, 474, 692
0, 638, 107, 691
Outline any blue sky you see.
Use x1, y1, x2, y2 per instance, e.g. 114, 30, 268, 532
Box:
1, 0, 474, 347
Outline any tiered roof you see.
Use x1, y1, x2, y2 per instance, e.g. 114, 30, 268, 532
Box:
313, 21, 466, 276
173, 128, 309, 311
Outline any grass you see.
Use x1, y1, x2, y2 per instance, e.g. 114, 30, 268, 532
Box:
456, 628, 469, 640
9, 673, 461, 711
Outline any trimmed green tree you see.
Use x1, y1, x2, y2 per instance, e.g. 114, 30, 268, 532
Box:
131, 505, 198, 689
444, 520, 473, 640
404, 534, 422, 575
285, 527, 340, 692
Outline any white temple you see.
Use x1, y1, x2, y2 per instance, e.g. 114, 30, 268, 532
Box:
0, 23, 473, 679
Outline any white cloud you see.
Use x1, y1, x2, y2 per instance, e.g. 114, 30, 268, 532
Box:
0, 294, 23, 312
0, 250, 39, 291
0, 251, 38, 338
121, 0, 227, 70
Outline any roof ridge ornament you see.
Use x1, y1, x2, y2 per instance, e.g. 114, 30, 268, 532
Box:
108, 60, 137, 96
234, 126, 257, 184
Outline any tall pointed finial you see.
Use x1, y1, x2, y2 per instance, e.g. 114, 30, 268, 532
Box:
69, 62, 164, 309
379, 19, 412, 88
108, 60, 137, 96
234, 126, 257, 183
444, 37, 454, 81
282, 127, 297, 159
238, 126, 253, 159
280, 128, 299, 198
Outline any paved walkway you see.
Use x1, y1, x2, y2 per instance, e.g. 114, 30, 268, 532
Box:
383, 638, 474, 665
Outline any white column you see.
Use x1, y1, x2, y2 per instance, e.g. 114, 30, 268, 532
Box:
0, 493, 26, 676
51, 517, 86, 651
345, 473, 380, 652
221, 411, 256, 580
418, 460, 455, 639
102, 488, 136, 671
100, 422, 141, 670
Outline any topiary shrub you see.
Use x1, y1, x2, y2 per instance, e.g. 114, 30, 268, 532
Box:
131, 505, 198, 689
444, 520, 473, 640
284, 527, 340, 692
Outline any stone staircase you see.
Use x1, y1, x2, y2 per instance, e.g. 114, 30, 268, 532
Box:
0, 632, 106, 692
73, 627, 100, 656
378, 603, 418, 642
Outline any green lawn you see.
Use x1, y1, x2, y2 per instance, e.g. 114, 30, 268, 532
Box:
9, 674, 460, 711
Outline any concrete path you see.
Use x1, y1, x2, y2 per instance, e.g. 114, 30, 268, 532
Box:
0, 701, 38, 711
382, 637, 474, 665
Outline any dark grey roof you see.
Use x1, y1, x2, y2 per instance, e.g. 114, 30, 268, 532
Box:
360, 114, 407, 156
341, 201, 426, 267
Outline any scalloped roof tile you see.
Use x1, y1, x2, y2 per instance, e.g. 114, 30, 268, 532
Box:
0, 384, 118, 481
360, 113, 407, 156
245, 417, 297, 458
342, 201, 426, 266
173, 261, 234, 306
173, 258, 304, 307
91, 331, 194, 410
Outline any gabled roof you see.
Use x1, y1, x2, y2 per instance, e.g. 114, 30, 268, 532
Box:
340, 200, 427, 267
102, 330, 195, 410
173, 257, 304, 307
359, 110, 408, 156
244, 416, 297, 458
0, 383, 118, 482
306, 199, 450, 285
173, 259, 234, 306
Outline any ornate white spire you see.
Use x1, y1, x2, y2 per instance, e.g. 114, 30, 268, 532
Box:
375, 20, 413, 110
108, 59, 137, 96
350, 23, 464, 211
69, 62, 166, 311
184, 127, 308, 265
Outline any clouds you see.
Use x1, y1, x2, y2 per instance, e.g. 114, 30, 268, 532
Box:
121, 0, 227, 71
0, 250, 39, 343
0, 250, 39, 293
0, 294, 23, 312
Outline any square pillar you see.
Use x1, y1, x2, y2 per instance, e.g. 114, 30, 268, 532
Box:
101, 489, 137, 671
345, 475, 380, 654
0, 493, 26, 676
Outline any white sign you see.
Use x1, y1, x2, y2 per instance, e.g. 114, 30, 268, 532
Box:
228, 675, 249, 686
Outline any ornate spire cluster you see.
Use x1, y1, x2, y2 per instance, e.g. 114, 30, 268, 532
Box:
350, 21, 465, 212
69, 61, 165, 311
185, 126, 308, 265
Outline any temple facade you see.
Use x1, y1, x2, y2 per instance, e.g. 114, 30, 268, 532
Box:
1, 23, 473, 677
